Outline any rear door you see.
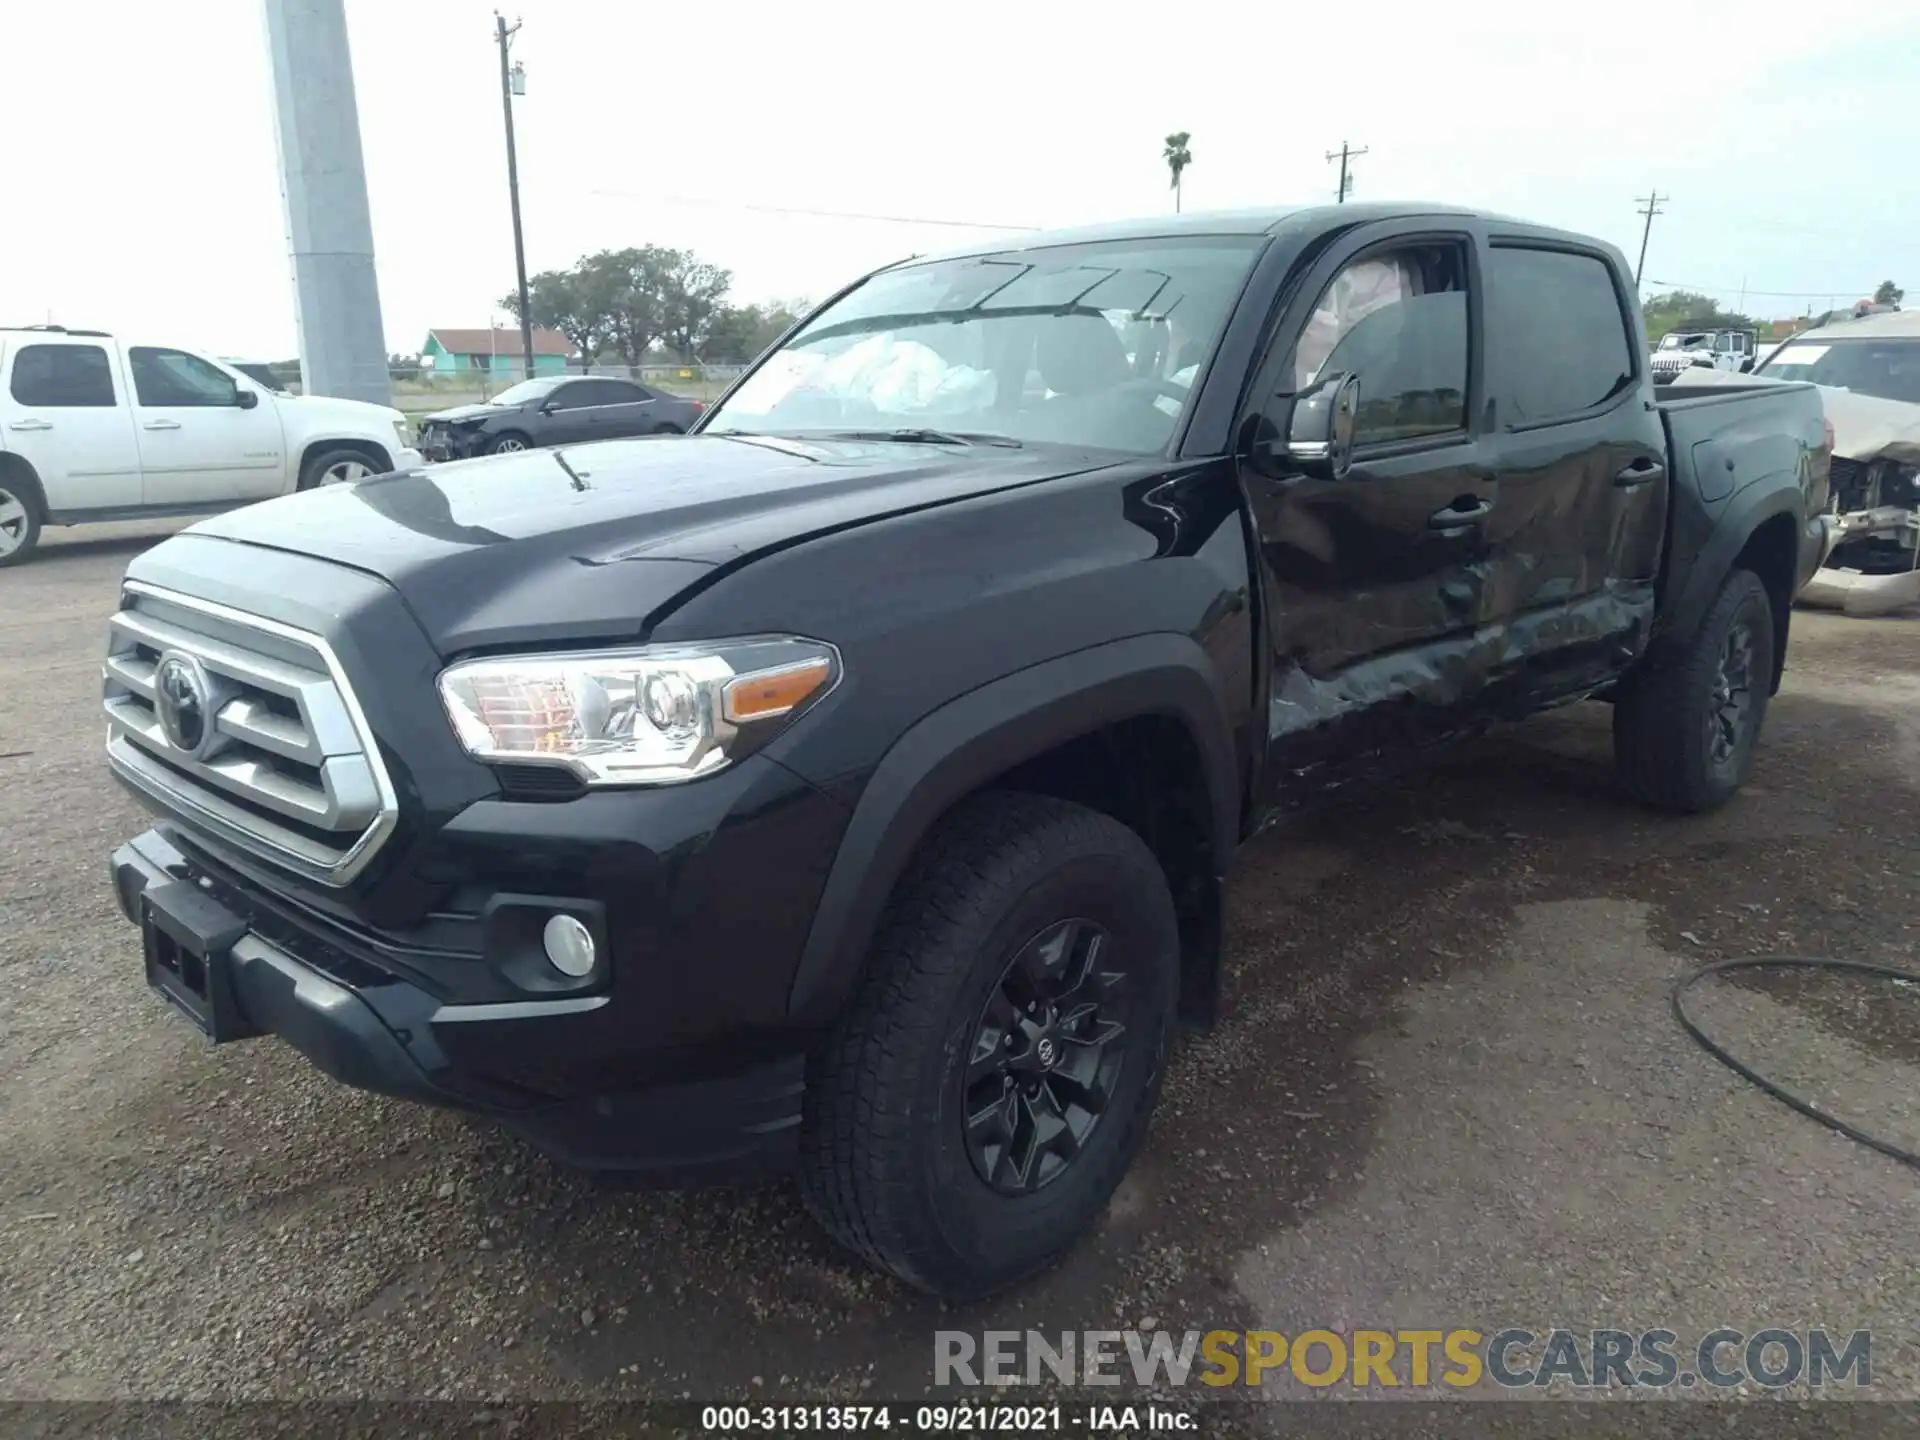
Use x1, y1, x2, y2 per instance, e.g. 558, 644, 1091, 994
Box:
1477, 242, 1667, 703
577, 378, 662, 439
0, 339, 142, 513
1237, 223, 1500, 798
127, 346, 286, 504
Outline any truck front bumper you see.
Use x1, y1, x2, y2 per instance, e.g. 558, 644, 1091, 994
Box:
110, 827, 807, 1180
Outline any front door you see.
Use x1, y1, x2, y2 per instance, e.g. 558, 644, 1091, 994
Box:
0, 340, 142, 513
1239, 230, 1500, 801
128, 347, 286, 504
537, 380, 601, 446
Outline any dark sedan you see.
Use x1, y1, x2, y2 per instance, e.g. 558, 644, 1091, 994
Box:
417, 375, 705, 461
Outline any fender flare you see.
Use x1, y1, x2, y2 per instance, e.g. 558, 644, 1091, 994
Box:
786, 633, 1241, 1020
1657, 481, 1809, 670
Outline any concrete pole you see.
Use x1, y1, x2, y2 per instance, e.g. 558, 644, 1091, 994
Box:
262, 0, 392, 406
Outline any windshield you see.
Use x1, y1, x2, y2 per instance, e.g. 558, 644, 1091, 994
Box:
1659, 333, 1708, 351
489, 376, 566, 407
703, 236, 1266, 454
1757, 338, 1920, 405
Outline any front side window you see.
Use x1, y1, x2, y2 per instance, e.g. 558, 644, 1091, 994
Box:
1757, 339, 1920, 405
1485, 247, 1636, 425
130, 347, 239, 407
1287, 243, 1470, 447
704, 236, 1266, 455
10, 344, 116, 407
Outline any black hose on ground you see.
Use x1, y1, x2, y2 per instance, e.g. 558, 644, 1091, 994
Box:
1671, 956, 1920, 1171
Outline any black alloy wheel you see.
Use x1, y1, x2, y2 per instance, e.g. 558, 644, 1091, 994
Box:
962, 917, 1129, 1195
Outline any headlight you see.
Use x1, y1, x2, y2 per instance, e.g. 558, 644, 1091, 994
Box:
436, 637, 839, 786
393, 418, 412, 447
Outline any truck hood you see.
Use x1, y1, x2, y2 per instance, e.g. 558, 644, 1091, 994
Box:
279, 391, 407, 430
180, 432, 1118, 655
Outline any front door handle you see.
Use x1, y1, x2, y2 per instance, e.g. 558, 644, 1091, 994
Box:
1615, 457, 1664, 488
142, 419, 182, 431
6, 419, 52, 432
1429, 498, 1493, 529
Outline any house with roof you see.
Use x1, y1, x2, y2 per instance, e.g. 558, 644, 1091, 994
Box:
422, 327, 573, 376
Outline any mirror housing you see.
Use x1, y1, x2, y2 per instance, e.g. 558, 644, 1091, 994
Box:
235, 388, 259, 410
1262, 371, 1359, 481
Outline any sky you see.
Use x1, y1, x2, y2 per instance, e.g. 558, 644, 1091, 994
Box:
5, 0, 1918, 360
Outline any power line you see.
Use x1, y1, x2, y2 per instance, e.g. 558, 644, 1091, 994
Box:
588, 190, 1042, 232
1648, 279, 1877, 299
1633, 191, 1667, 288
1326, 142, 1368, 204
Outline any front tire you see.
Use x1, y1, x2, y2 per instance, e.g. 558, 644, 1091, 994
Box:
487, 433, 531, 455
297, 447, 384, 490
799, 792, 1178, 1300
1614, 567, 1775, 813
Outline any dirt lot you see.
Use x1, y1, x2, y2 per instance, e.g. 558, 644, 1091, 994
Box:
4, 519, 1920, 1423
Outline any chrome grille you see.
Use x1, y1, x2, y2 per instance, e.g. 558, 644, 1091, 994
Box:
103, 582, 398, 885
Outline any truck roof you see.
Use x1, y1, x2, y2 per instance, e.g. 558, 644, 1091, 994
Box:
906, 202, 1610, 266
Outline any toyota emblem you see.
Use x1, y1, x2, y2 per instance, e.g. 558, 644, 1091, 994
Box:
152, 652, 212, 757
1036, 1037, 1058, 1069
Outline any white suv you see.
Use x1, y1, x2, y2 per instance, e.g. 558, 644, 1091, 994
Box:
0, 327, 422, 566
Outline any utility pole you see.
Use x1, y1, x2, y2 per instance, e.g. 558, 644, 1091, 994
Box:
1326, 142, 1368, 203
1633, 190, 1668, 289
495, 13, 535, 378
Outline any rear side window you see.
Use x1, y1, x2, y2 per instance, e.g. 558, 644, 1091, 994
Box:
10, 343, 117, 407
1486, 247, 1636, 425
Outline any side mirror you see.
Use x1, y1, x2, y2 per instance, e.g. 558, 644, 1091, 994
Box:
235, 388, 259, 410
1274, 371, 1360, 481
539, 399, 560, 414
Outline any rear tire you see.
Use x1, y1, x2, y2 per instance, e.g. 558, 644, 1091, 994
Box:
799, 791, 1179, 1300
1614, 567, 1775, 813
0, 471, 44, 567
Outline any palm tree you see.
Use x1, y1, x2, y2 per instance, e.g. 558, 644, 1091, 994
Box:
1163, 132, 1192, 213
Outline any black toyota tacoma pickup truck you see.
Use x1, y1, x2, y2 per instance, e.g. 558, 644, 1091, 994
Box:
105, 204, 1832, 1300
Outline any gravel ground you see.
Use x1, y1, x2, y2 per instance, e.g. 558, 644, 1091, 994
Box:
3, 519, 1919, 1428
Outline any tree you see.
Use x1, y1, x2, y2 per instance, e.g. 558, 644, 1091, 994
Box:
594, 246, 684, 374
1874, 279, 1904, 306
1163, 132, 1192, 214
1641, 290, 1756, 344
703, 299, 807, 364
659, 257, 733, 361
501, 262, 620, 369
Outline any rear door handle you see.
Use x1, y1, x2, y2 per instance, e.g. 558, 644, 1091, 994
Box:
6, 419, 52, 432
1429, 498, 1493, 529
1615, 457, 1664, 488
143, 419, 182, 431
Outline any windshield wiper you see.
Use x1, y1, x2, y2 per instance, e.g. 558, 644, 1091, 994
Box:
826, 427, 1023, 449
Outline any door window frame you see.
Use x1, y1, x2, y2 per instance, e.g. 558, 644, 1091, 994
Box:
1241, 221, 1487, 463
1481, 237, 1642, 433
128, 346, 243, 409
9, 342, 120, 408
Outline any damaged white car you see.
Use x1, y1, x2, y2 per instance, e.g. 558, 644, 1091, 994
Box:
1674, 308, 1920, 616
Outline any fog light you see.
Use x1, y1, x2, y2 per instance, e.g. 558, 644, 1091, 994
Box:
542, 914, 597, 978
